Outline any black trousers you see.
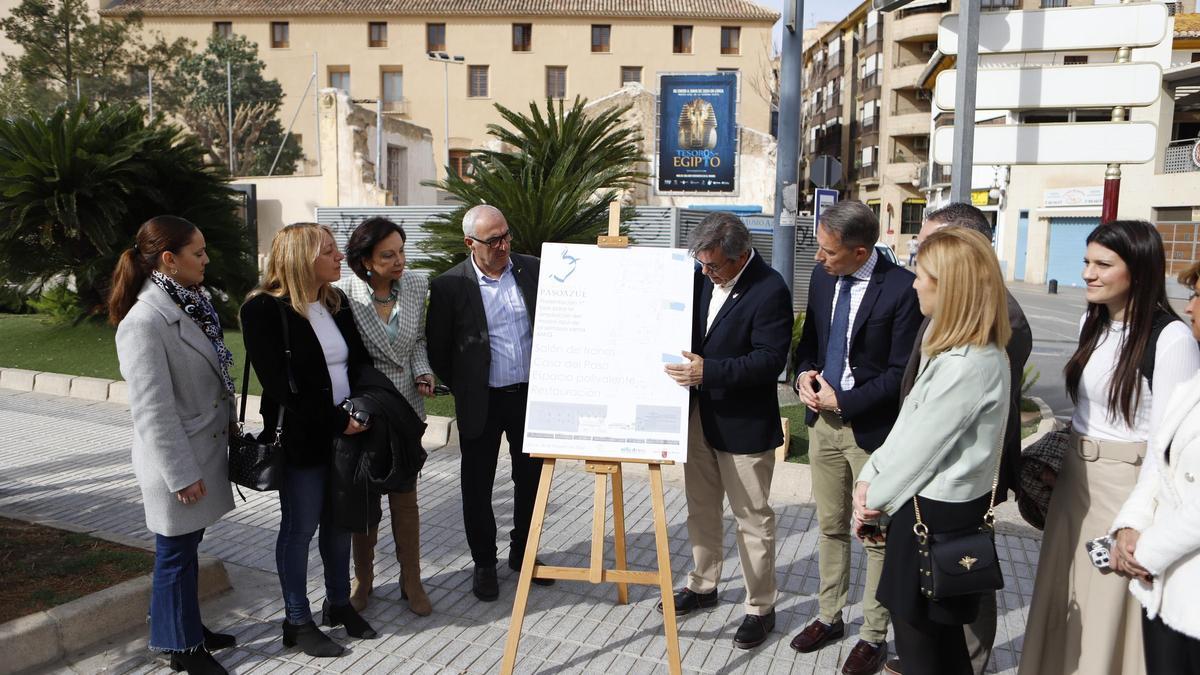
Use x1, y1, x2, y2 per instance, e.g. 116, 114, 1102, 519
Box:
892, 615, 973, 675
459, 385, 543, 567
1143, 610, 1200, 675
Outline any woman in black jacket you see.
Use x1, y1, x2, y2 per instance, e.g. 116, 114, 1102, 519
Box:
240, 223, 377, 657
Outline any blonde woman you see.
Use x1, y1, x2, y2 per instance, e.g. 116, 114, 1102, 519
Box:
240, 223, 377, 658
110, 216, 237, 674
853, 228, 1012, 675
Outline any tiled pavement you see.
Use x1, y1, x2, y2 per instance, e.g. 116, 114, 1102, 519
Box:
0, 387, 1039, 674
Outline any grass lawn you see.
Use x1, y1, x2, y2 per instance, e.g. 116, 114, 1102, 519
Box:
779, 404, 810, 464
0, 313, 264, 393
0, 516, 155, 624
0, 314, 465, 412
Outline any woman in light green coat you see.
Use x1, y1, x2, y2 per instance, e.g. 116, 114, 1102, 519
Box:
852, 227, 1012, 675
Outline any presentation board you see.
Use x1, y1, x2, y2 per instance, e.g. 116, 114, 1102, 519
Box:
522, 243, 694, 463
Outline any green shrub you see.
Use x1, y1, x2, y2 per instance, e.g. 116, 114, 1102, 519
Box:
28, 284, 83, 324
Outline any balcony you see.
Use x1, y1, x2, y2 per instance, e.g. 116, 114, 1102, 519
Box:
917, 162, 953, 190
888, 112, 929, 137
891, 11, 940, 40
1164, 138, 1200, 174
858, 163, 878, 180
885, 160, 921, 186
890, 63, 928, 90
382, 98, 410, 115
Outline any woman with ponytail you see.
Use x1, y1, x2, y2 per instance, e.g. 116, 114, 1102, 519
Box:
110, 216, 237, 674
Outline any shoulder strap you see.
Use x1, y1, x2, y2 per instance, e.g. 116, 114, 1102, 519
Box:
1141, 311, 1176, 393
913, 352, 1010, 534
237, 298, 297, 435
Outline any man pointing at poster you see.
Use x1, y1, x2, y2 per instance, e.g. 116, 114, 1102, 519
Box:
661, 212, 793, 650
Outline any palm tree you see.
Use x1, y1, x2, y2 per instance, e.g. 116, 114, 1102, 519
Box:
416, 96, 647, 274
0, 100, 256, 321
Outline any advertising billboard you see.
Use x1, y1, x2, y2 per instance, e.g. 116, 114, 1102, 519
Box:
657, 72, 739, 194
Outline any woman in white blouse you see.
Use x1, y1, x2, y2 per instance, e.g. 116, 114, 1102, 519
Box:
241, 224, 378, 657
1020, 222, 1200, 675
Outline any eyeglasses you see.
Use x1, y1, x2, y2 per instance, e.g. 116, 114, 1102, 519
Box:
468, 230, 512, 249
694, 256, 732, 273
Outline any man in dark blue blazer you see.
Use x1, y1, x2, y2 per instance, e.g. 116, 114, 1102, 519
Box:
787, 200, 922, 675
661, 212, 793, 651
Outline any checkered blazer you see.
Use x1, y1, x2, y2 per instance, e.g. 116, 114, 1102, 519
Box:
338, 273, 433, 420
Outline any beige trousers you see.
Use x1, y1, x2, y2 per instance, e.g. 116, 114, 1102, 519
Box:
810, 412, 890, 643
1019, 432, 1146, 675
684, 405, 778, 615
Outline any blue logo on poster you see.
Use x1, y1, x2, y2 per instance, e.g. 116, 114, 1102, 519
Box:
658, 73, 738, 194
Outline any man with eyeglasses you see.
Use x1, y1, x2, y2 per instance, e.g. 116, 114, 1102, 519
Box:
660, 212, 792, 651
427, 204, 552, 602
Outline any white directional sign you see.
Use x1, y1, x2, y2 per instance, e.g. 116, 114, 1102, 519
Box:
933, 122, 1158, 166
935, 63, 1163, 110
939, 3, 1169, 55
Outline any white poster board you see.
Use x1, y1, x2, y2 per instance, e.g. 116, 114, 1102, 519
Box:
522, 243, 694, 463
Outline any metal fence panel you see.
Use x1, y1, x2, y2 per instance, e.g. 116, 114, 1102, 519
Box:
314, 205, 813, 313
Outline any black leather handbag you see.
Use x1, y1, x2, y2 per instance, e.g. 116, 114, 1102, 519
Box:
228, 300, 294, 496
914, 356, 1009, 601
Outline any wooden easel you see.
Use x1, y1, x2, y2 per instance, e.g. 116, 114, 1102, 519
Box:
499, 204, 683, 675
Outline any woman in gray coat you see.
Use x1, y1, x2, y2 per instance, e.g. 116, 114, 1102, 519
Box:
110, 216, 237, 675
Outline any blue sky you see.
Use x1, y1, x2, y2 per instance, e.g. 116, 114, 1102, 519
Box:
756, 0, 865, 50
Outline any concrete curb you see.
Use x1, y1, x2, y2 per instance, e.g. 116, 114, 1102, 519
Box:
0, 367, 454, 451
0, 511, 232, 675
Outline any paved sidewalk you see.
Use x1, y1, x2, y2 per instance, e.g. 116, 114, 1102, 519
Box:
0, 387, 1038, 674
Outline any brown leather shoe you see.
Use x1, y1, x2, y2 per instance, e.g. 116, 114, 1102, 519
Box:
883, 658, 902, 675
788, 617, 845, 653
842, 639, 888, 675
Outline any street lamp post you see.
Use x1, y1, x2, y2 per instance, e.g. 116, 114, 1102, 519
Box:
426, 52, 466, 174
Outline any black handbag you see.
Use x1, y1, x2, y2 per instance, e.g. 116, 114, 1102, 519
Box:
914, 355, 1009, 601
228, 300, 295, 497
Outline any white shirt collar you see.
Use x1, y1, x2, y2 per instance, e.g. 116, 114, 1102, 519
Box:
469, 254, 512, 283
718, 249, 755, 290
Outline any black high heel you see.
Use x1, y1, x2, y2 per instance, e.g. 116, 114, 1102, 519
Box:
321, 599, 378, 639
202, 625, 236, 651
281, 619, 344, 657
167, 648, 227, 674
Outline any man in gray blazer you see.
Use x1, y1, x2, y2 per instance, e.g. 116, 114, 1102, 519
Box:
426, 204, 551, 603
884, 202, 1033, 675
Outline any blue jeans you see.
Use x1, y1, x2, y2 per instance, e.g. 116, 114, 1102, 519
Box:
149, 529, 205, 652
276, 464, 351, 624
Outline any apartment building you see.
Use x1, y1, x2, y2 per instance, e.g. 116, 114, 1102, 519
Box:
918, 6, 1200, 286
802, 0, 941, 247
801, 0, 1199, 254
99, 0, 778, 180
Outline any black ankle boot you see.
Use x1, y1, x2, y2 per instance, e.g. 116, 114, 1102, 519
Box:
321, 599, 378, 639
168, 648, 228, 674
281, 619, 344, 657
202, 625, 236, 651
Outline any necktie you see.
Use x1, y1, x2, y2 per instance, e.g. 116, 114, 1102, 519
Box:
822, 276, 856, 391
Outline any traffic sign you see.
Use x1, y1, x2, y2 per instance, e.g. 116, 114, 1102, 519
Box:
933, 122, 1157, 166
811, 155, 842, 188
938, 3, 1169, 55
934, 63, 1163, 110
813, 188, 839, 238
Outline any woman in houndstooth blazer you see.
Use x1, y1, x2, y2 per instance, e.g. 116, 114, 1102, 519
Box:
337, 217, 435, 617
